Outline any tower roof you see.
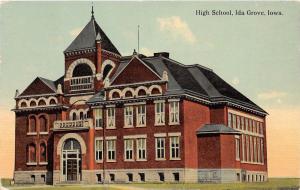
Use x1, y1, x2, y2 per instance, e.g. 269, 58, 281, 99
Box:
64, 17, 120, 55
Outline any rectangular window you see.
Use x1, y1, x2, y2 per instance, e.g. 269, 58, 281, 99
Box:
249, 119, 252, 132
124, 139, 134, 161
136, 138, 146, 160
257, 137, 261, 163
237, 116, 240, 129
245, 118, 248, 131
250, 136, 253, 162
228, 113, 232, 127
155, 137, 165, 160
169, 101, 179, 124
170, 136, 180, 159
95, 139, 103, 161
241, 117, 244, 130
235, 138, 240, 161
155, 102, 165, 125
260, 123, 263, 134
124, 106, 133, 127
232, 114, 236, 129
107, 107, 115, 129
253, 121, 257, 133
261, 139, 264, 163
107, 140, 116, 161
94, 109, 103, 128
246, 135, 250, 162
242, 135, 245, 161
254, 137, 257, 162
136, 105, 146, 127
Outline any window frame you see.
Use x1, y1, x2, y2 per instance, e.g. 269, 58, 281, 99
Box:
95, 139, 103, 162
170, 136, 180, 160
136, 138, 147, 161
106, 139, 116, 162
155, 101, 165, 126
124, 139, 134, 161
136, 104, 146, 127
106, 107, 116, 129
169, 101, 180, 125
94, 108, 103, 129
124, 106, 134, 128
155, 137, 165, 160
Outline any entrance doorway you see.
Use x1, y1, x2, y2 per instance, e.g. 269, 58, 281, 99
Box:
61, 138, 81, 182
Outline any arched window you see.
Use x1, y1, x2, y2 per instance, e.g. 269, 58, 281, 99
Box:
38, 100, 46, 106
138, 89, 147, 96
72, 112, 77, 120
79, 112, 84, 120
29, 116, 36, 133
30, 101, 36, 107
151, 88, 161, 95
124, 91, 133, 98
27, 143, 36, 163
72, 64, 93, 77
112, 91, 120, 99
103, 65, 113, 79
49, 99, 56, 105
40, 142, 47, 163
20, 102, 27, 108
39, 116, 47, 133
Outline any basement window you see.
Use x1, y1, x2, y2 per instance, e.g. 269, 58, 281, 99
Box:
96, 174, 102, 183
139, 173, 145, 182
158, 172, 164, 182
173, 172, 179, 182
110, 174, 115, 182
30, 175, 35, 183
127, 173, 133, 182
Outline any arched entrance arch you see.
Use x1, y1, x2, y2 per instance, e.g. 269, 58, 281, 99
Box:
61, 138, 82, 182
57, 133, 86, 182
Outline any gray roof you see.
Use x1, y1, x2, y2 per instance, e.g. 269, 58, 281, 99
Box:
104, 55, 266, 113
197, 124, 241, 135
38, 77, 57, 92
65, 18, 120, 55
87, 90, 105, 103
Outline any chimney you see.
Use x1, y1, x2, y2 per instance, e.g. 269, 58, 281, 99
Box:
95, 33, 102, 74
154, 52, 169, 58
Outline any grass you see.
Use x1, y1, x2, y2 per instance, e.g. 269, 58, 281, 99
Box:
1, 178, 299, 190
127, 178, 300, 190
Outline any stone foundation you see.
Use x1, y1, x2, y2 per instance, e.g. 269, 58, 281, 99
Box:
198, 169, 268, 183
14, 171, 52, 184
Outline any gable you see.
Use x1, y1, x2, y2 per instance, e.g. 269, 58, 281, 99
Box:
111, 57, 161, 85
19, 78, 56, 96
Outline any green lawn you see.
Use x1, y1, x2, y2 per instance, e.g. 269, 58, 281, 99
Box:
127, 178, 300, 190
2, 178, 299, 190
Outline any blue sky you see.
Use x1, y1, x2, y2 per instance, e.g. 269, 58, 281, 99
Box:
0, 1, 299, 110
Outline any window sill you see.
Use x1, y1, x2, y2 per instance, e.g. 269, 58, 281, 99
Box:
106, 160, 116, 163
136, 125, 146, 128
40, 132, 49, 135
39, 162, 48, 165
123, 126, 134, 129
136, 159, 147, 162
169, 123, 180, 126
95, 127, 103, 130
27, 132, 37, 136
106, 127, 116, 130
124, 159, 135, 162
154, 124, 165, 127
26, 162, 37, 166
240, 161, 264, 165
155, 158, 166, 161
170, 158, 181, 161
95, 160, 103, 163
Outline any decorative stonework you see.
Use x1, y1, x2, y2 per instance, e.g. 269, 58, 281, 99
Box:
66, 58, 96, 79
56, 133, 87, 155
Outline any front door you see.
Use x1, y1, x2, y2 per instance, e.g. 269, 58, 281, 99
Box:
61, 138, 81, 182
67, 159, 77, 181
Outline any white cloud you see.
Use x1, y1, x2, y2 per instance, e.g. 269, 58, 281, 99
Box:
140, 47, 153, 56
231, 77, 239, 85
0, 0, 10, 7
69, 27, 83, 37
157, 16, 196, 44
257, 90, 287, 104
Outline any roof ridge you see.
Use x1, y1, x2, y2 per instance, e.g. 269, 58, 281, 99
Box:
37, 76, 57, 92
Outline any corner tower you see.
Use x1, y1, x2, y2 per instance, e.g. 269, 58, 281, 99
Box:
63, 12, 121, 94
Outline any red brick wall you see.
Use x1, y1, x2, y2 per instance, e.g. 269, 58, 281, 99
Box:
93, 100, 184, 170
15, 111, 59, 171
210, 107, 226, 124
220, 134, 238, 168
198, 135, 221, 168
111, 57, 160, 85
183, 100, 210, 169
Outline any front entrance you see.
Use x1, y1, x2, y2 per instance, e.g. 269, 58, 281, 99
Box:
61, 138, 81, 182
